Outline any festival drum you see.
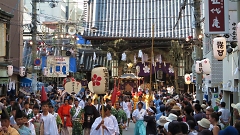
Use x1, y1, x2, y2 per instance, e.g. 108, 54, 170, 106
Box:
91, 67, 109, 94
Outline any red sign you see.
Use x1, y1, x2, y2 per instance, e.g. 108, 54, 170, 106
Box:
205, 0, 228, 34
208, 0, 225, 32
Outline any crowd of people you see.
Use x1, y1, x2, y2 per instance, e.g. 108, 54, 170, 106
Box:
0, 87, 240, 135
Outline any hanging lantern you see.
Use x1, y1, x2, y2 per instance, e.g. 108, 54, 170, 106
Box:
184, 74, 191, 84
201, 58, 211, 75
91, 67, 109, 94
19, 66, 26, 77
213, 37, 226, 61
237, 22, 240, 50
7, 65, 13, 76
195, 61, 202, 73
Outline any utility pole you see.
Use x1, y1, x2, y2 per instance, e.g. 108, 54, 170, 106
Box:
193, 0, 203, 102
150, 24, 154, 93
31, 0, 38, 93
237, 0, 240, 102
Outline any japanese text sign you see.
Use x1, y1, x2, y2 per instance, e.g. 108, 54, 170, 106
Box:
204, 0, 229, 34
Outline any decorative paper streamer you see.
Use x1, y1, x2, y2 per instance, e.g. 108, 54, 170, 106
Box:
134, 55, 137, 64
234, 67, 238, 75
79, 51, 84, 65
121, 52, 126, 61
93, 52, 96, 61
107, 52, 112, 61
159, 55, 162, 63
138, 50, 143, 58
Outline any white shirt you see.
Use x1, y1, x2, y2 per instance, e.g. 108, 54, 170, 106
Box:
109, 115, 120, 135
132, 108, 147, 120
122, 101, 129, 113
28, 122, 36, 135
79, 100, 85, 109
218, 108, 231, 123
41, 113, 59, 135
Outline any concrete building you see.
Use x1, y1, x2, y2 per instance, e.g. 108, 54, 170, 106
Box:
202, 1, 238, 120
0, 0, 23, 95
23, 0, 83, 35
83, 0, 194, 38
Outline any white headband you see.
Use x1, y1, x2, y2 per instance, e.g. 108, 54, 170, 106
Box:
148, 107, 154, 113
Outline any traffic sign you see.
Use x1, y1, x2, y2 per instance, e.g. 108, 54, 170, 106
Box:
34, 66, 41, 70
34, 58, 41, 66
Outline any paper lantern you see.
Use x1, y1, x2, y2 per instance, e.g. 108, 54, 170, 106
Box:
64, 81, 82, 94
7, 65, 13, 76
19, 66, 26, 77
237, 22, 240, 50
43, 67, 48, 76
88, 81, 94, 93
202, 58, 211, 74
195, 61, 202, 73
184, 74, 191, 84
91, 67, 109, 94
213, 37, 226, 60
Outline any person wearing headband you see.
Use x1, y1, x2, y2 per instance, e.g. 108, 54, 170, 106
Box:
144, 107, 157, 135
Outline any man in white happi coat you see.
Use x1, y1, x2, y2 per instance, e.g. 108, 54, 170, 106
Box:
90, 105, 115, 135
40, 101, 59, 135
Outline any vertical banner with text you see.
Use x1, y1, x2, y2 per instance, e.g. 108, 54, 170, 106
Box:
204, 0, 229, 34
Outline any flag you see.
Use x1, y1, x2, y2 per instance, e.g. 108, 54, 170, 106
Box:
111, 87, 118, 105
93, 52, 96, 61
41, 86, 47, 102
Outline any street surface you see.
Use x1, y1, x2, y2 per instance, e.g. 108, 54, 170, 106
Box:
122, 122, 135, 135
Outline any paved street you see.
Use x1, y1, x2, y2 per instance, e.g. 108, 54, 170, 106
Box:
122, 122, 135, 135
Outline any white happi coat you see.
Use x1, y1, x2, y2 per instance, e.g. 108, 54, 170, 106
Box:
132, 108, 147, 120
90, 116, 115, 135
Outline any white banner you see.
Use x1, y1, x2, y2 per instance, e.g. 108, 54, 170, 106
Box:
46, 56, 70, 77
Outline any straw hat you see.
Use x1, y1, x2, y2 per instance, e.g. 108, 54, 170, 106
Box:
201, 104, 207, 111
166, 113, 177, 122
197, 118, 210, 129
157, 116, 167, 126
171, 105, 181, 111
215, 98, 220, 104
231, 103, 240, 113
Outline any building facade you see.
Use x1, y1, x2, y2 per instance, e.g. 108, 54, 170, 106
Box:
84, 0, 194, 38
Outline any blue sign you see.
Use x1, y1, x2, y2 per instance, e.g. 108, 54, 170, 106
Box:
34, 58, 41, 66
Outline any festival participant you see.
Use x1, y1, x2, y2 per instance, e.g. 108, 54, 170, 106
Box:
29, 103, 42, 135
10, 102, 19, 125
17, 97, 23, 110
144, 107, 157, 135
122, 96, 130, 130
58, 98, 72, 135
40, 101, 59, 135
105, 104, 120, 135
218, 102, 231, 129
90, 105, 115, 135
0, 109, 19, 135
126, 96, 132, 127
136, 96, 146, 109
132, 102, 147, 135
79, 95, 86, 109
114, 102, 127, 135
106, 99, 117, 116
83, 97, 100, 135
49, 103, 62, 133
7, 97, 16, 115
23, 101, 32, 119
70, 99, 84, 135
22, 112, 36, 135
209, 112, 221, 135
13, 109, 31, 135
